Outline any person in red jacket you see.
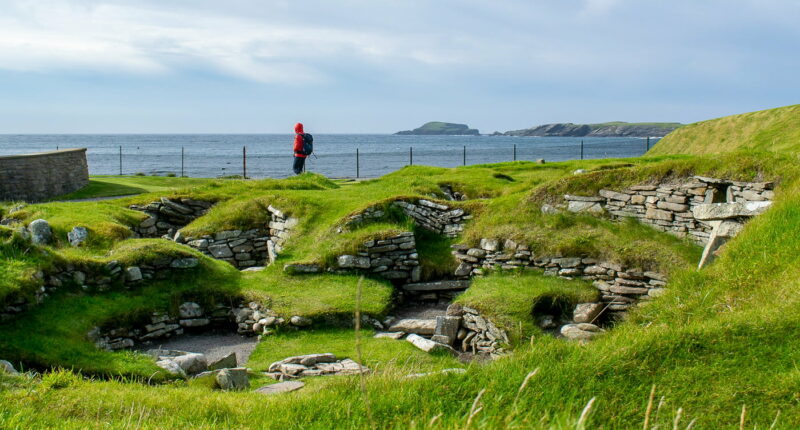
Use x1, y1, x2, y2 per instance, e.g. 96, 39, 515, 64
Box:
292, 122, 307, 175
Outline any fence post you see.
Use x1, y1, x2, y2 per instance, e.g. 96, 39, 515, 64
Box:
409, 147, 413, 166
243, 146, 247, 179
181, 146, 185, 177
646, 136, 650, 151
581, 140, 584, 160
119, 145, 122, 175
513, 144, 517, 161
356, 148, 360, 178
463, 146, 466, 165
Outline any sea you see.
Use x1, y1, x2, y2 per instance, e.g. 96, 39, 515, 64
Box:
0, 135, 658, 179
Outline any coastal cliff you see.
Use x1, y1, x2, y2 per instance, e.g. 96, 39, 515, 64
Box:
504, 121, 682, 137
396, 122, 480, 135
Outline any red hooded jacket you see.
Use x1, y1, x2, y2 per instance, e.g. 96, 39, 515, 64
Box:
293, 123, 307, 158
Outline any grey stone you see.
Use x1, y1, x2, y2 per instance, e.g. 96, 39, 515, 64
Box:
337, 255, 371, 269
216, 367, 249, 391
540, 203, 561, 214
256, 381, 305, 395
567, 200, 604, 213
599, 189, 631, 202
479, 238, 500, 251
172, 353, 208, 375
564, 195, 605, 202
179, 302, 203, 319
656, 201, 689, 212
179, 318, 210, 328
645, 208, 673, 221
208, 244, 234, 258
155, 359, 185, 376
125, 266, 143, 282
573, 303, 604, 324
290, 316, 312, 327
283, 264, 321, 274
170, 258, 199, 269
374, 332, 405, 339
406, 333, 451, 353
28, 219, 52, 245
454, 262, 473, 277
560, 323, 604, 341
402, 280, 470, 292
692, 201, 772, 220
434, 316, 461, 346
0, 360, 18, 375
388, 319, 437, 336
67, 226, 89, 246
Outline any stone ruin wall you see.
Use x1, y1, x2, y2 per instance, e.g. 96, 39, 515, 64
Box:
131, 199, 296, 270
563, 176, 774, 244
0, 148, 89, 203
344, 199, 470, 238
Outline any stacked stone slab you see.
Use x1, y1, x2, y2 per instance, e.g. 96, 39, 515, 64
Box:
451, 239, 667, 320
401, 280, 471, 302
131, 197, 214, 238
336, 232, 421, 282
343, 199, 470, 238
1, 257, 200, 323
563, 176, 774, 244
265, 353, 369, 380
384, 304, 508, 357
392, 200, 470, 237
180, 205, 297, 270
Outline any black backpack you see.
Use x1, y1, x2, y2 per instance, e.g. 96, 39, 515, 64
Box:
301, 133, 314, 156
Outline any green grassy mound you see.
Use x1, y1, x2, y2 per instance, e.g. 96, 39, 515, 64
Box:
2, 125, 799, 428
649, 104, 800, 155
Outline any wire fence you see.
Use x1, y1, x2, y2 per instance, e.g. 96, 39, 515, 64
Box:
8, 135, 660, 179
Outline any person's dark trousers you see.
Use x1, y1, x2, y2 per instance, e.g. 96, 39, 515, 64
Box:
293, 156, 306, 175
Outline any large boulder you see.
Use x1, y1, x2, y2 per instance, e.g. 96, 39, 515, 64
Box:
572, 303, 604, 324
28, 219, 52, 245
179, 302, 203, 319
208, 352, 237, 371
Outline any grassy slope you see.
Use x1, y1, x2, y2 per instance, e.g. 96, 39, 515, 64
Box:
53, 176, 216, 200
648, 104, 800, 156
2, 136, 799, 428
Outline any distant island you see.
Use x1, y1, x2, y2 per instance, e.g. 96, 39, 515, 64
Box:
502, 121, 682, 137
395, 121, 480, 135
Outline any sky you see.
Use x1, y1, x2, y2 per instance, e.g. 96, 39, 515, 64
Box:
0, 0, 797, 134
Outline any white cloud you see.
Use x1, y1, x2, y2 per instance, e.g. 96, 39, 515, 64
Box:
0, 0, 477, 83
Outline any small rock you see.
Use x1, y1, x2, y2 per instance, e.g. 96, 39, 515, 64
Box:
125, 266, 143, 282
28, 219, 52, 245
374, 332, 405, 339
573, 303, 604, 324
406, 333, 452, 353
155, 359, 186, 376
179, 302, 203, 319
216, 367, 249, 391
256, 381, 305, 395
0, 360, 19, 375
290, 316, 312, 327
560, 323, 604, 341
67, 226, 89, 247
172, 353, 208, 375
170, 258, 199, 269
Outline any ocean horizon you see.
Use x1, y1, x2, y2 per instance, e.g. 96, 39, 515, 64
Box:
0, 134, 657, 179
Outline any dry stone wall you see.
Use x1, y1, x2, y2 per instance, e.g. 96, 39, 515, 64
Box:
131, 197, 214, 238
563, 176, 774, 244
1, 257, 201, 323
344, 199, 470, 238
0, 148, 89, 202
132, 200, 296, 270
452, 238, 667, 320
91, 300, 316, 351
336, 232, 421, 282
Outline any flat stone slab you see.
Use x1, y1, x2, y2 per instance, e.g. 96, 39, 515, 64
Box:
401, 280, 471, 292
256, 381, 305, 395
374, 332, 405, 339
692, 201, 772, 220
388, 319, 437, 336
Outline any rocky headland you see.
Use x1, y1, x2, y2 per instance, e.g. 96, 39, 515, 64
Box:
395, 121, 480, 135
503, 121, 682, 137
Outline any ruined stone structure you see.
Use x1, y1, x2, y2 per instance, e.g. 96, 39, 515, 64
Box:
0, 148, 88, 202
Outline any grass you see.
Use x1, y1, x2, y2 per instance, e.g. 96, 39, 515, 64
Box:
649, 103, 800, 156
4, 111, 800, 428
53, 175, 216, 200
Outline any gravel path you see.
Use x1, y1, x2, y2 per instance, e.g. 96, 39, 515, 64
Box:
140, 333, 259, 365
